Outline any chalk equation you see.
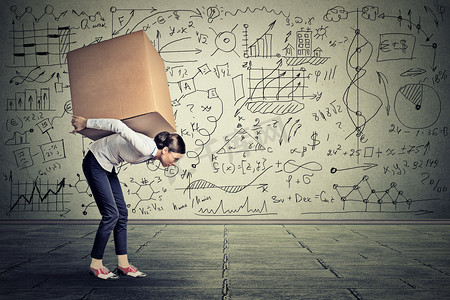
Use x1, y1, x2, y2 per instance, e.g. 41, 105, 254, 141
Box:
0, 0, 448, 220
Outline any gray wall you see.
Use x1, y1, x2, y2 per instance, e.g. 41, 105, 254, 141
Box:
1, 0, 449, 220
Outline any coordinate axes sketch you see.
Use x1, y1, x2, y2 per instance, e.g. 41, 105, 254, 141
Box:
0, 0, 449, 220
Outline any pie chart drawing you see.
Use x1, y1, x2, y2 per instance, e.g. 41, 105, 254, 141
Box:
394, 83, 441, 129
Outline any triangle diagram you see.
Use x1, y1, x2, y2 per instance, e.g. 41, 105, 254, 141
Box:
217, 128, 266, 154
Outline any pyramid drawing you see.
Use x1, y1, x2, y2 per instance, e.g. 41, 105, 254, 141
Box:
217, 128, 266, 154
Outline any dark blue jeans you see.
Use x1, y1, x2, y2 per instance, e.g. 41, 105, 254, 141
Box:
82, 151, 128, 260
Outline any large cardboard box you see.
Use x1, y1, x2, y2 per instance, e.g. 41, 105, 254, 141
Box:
67, 30, 176, 140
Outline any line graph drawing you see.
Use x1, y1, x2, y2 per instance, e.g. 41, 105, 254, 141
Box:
7, 178, 68, 215
181, 166, 271, 197
156, 34, 202, 63
9, 66, 56, 85
71, 9, 105, 23
184, 179, 267, 194
235, 61, 312, 116
4, 129, 33, 146
195, 197, 277, 217
333, 175, 439, 213
10, 5, 68, 22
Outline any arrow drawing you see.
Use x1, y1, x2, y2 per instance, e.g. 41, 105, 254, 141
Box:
376, 71, 390, 116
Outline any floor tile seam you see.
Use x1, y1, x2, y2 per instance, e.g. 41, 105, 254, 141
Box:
402, 226, 450, 242
341, 225, 450, 242
228, 282, 420, 289
280, 225, 314, 253
0, 226, 102, 273
279, 225, 348, 278
222, 225, 230, 299
412, 258, 450, 277
133, 224, 168, 254
341, 236, 450, 277
331, 225, 442, 268
4, 224, 170, 272
0, 258, 31, 276
279, 226, 450, 279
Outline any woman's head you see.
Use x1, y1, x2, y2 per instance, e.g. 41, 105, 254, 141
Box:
154, 132, 186, 167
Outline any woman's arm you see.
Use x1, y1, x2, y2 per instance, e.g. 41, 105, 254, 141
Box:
71, 116, 155, 156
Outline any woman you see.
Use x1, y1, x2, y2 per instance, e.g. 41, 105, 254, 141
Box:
71, 116, 185, 280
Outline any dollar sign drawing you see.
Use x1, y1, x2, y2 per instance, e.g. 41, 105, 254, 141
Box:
309, 131, 320, 150
400, 39, 408, 53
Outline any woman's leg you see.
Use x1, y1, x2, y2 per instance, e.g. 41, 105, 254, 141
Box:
107, 171, 146, 277
82, 152, 120, 261
108, 170, 129, 262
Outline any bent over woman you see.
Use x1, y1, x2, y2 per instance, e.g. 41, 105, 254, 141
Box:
71, 116, 185, 280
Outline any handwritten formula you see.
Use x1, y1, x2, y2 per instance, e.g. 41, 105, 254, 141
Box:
0, 0, 449, 220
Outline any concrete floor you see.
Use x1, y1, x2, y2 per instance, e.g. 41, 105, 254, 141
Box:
0, 224, 449, 299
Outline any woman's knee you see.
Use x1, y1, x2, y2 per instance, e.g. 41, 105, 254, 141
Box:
117, 209, 128, 224
102, 210, 120, 227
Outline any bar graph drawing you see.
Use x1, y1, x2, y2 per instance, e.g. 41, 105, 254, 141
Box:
4, 130, 32, 146
6, 88, 53, 111
10, 21, 74, 67
243, 21, 276, 58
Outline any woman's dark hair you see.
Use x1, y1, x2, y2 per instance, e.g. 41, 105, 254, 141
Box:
154, 131, 186, 154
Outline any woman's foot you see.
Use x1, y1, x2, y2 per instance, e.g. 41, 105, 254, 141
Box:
89, 266, 119, 280
117, 265, 147, 278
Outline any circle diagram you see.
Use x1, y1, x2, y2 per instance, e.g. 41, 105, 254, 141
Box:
215, 31, 236, 53
394, 83, 441, 129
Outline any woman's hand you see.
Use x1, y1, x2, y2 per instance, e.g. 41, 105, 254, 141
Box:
71, 116, 87, 133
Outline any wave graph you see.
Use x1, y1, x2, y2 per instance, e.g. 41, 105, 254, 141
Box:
182, 166, 271, 196
196, 197, 277, 217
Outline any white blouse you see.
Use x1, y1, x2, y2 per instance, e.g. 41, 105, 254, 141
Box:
86, 119, 158, 172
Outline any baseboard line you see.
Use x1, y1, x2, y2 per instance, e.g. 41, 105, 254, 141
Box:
1, 219, 450, 225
